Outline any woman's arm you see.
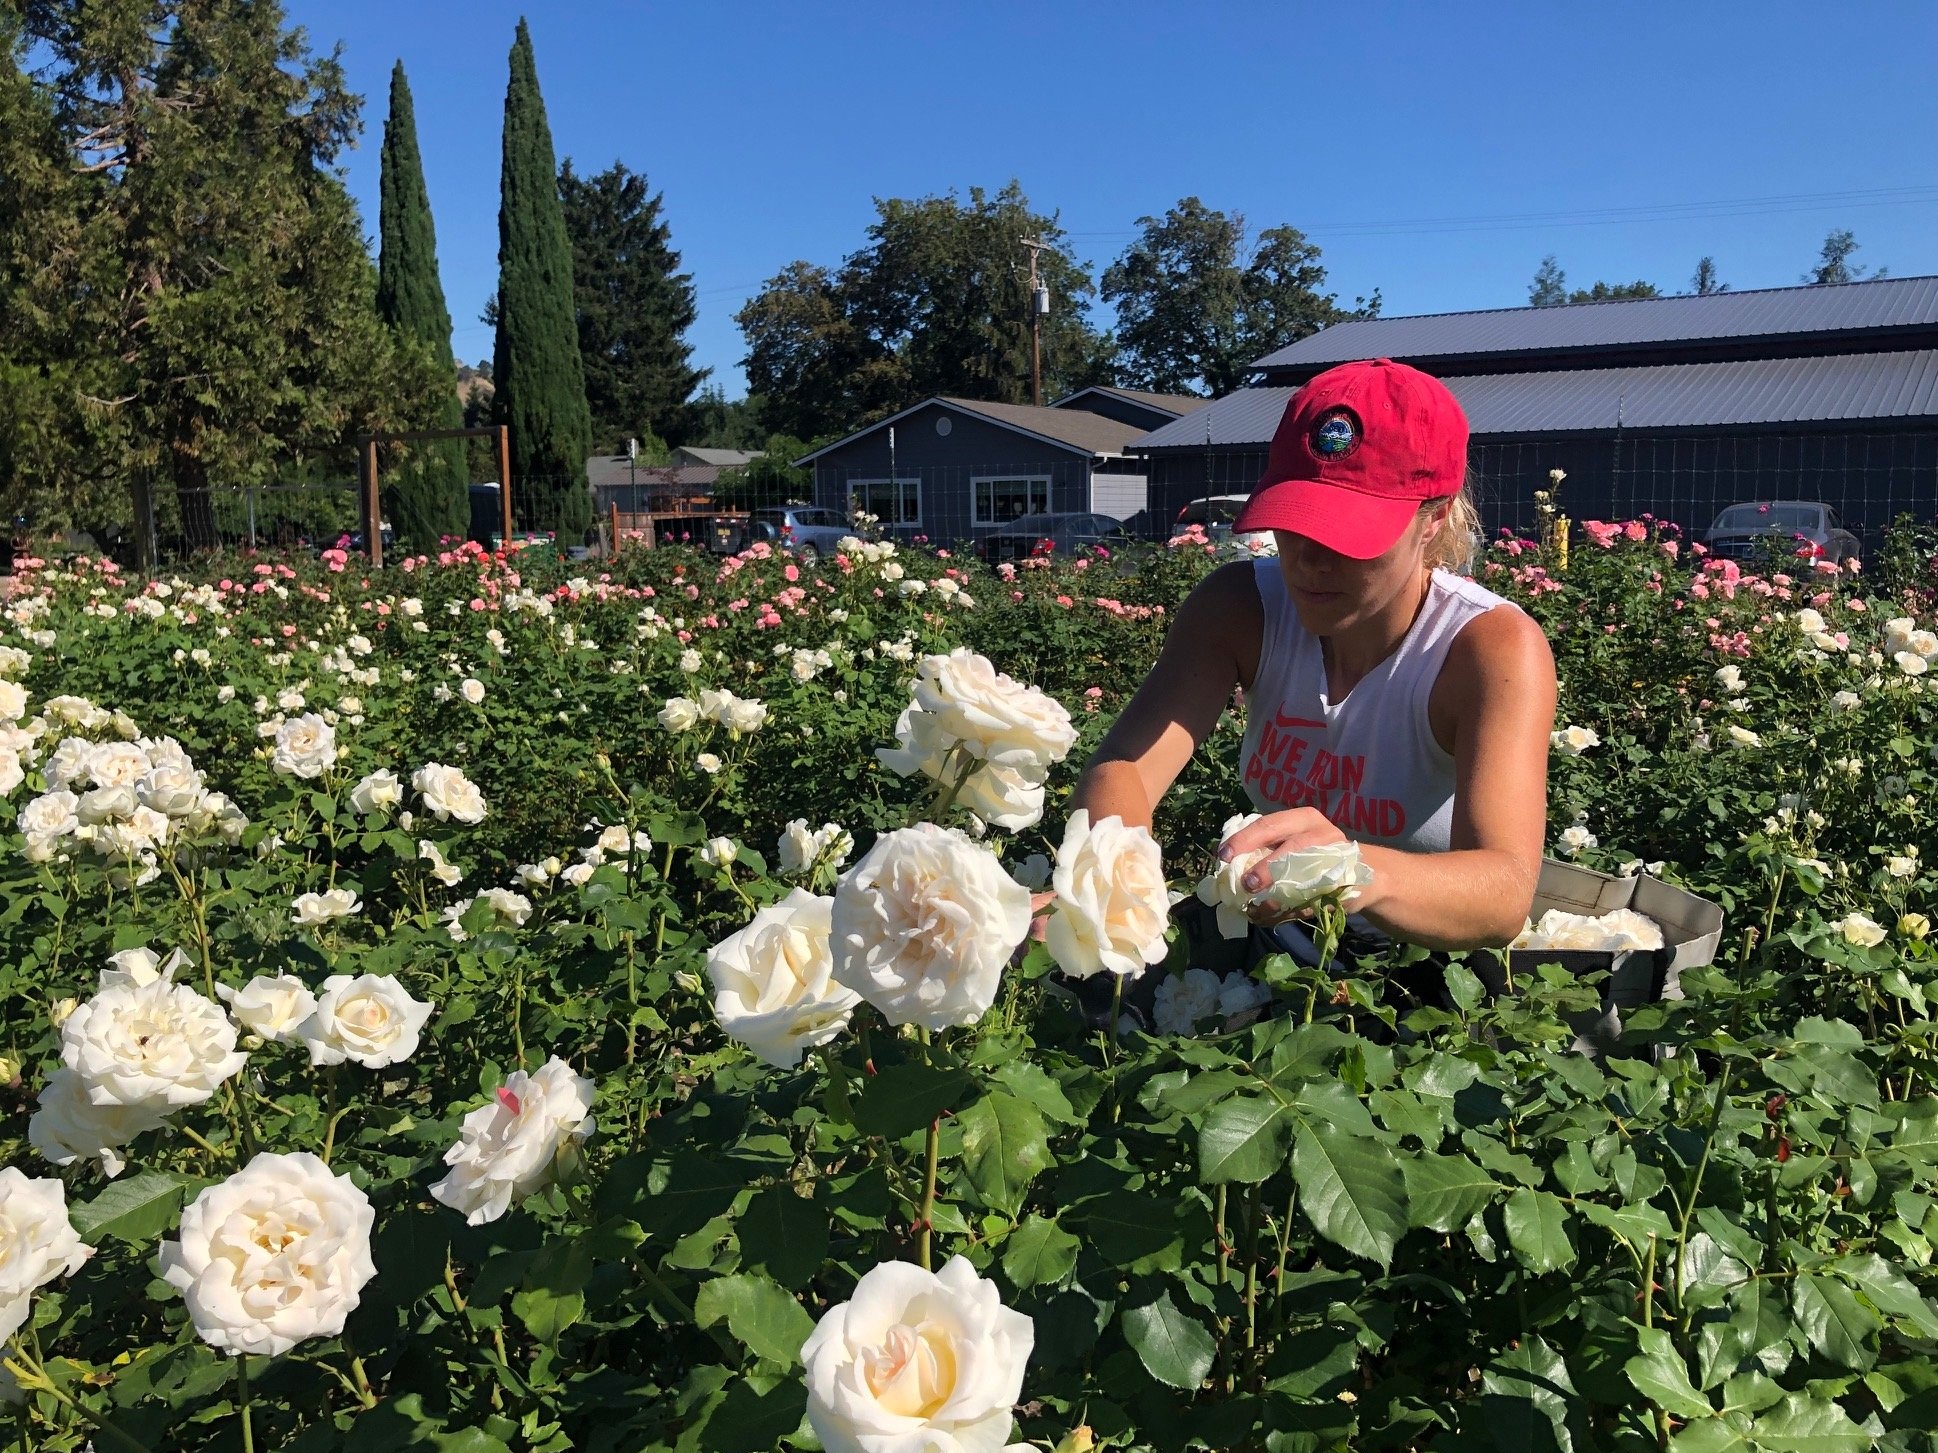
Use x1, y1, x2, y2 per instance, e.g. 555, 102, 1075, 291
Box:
1220, 606, 1558, 950
1070, 561, 1260, 830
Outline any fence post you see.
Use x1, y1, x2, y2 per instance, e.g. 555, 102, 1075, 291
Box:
610, 499, 620, 557
131, 479, 157, 571
246, 488, 257, 550
496, 425, 513, 549
362, 438, 382, 568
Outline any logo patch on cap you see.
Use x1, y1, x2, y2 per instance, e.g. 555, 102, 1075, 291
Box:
1312, 408, 1360, 459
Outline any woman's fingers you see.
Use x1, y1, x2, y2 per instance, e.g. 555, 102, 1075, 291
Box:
1218, 808, 1327, 862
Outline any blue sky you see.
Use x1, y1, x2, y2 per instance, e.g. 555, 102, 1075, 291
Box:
289, 0, 1938, 399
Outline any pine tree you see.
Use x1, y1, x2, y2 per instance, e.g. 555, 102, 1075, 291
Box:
378, 61, 470, 550
560, 160, 708, 450
492, 18, 593, 539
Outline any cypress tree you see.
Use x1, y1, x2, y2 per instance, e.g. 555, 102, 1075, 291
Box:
492, 18, 593, 539
377, 61, 470, 550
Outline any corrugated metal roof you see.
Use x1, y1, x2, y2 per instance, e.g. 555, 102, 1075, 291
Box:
1131, 350, 1938, 450
1062, 385, 1211, 415
1253, 274, 1938, 372
936, 396, 1149, 454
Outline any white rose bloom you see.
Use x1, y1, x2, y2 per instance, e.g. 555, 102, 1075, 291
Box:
85, 741, 150, 790
1886, 854, 1919, 879
1154, 967, 1224, 1035
1909, 629, 1938, 660
1832, 690, 1861, 712
291, 889, 362, 925
0, 1169, 93, 1346
136, 759, 204, 817
1714, 664, 1744, 693
101, 945, 189, 990
42, 736, 94, 792
803, 1255, 1033, 1453
699, 836, 738, 868
1795, 608, 1827, 635
412, 762, 487, 824
349, 769, 404, 816
60, 977, 248, 1109
596, 824, 633, 856
216, 975, 318, 1042
0, 645, 29, 678
28, 1068, 170, 1178
1558, 824, 1599, 857
0, 746, 19, 797
1218, 971, 1273, 1019
1249, 840, 1374, 914
880, 649, 1075, 777
0, 680, 27, 723
1836, 913, 1887, 948
417, 838, 465, 887
831, 824, 1031, 1032
1895, 651, 1929, 677
777, 819, 820, 876
477, 888, 533, 925
1045, 811, 1170, 980
1196, 813, 1271, 940
297, 974, 434, 1069
708, 889, 860, 1068
430, 1057, 597, 1226
1550, 724, 1601, 756
658, 696, 701, 732
460, 677, 486, 705
159, 1152, 376, 1357
696, 752, 723, 775
558, 862, 595, 887
76, 782, 137, 825
954, 755, 1050, 832
1726, 725, 1763, 748
19, 789, 79, 852
272, 714, 336, 779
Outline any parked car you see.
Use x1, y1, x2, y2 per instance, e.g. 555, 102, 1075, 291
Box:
1171, 493, 1274, 554
974, 512, 1135, 564
748, 503, 852, 563
1703, 501, 1861, 564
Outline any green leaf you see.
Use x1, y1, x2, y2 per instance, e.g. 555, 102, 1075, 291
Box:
1002, 1214, 1080, 1288
1625, 1327, 1713, 1421
1832, 1253, 1938, 1336
738, 1188, 828, 1291
694, 1272, 816, 1368
71, 1172, 194, 1245
1120, 1292, 1216, 1390
511, 1235, 593, 1346
1401, 1152, 1497, 1232
853, 1061, 972, 1141
958, 1091, 1052, 1216
1747, 1393, 1871, 1453
1480, 1334, 1578, 1453
1668, 1419, 1752, 1453
1199, 1094, 1291, 1185
1791, 1273, 1883, 1371
1503, 1188, 1577, 1275
1291, 1123, 1408, 1269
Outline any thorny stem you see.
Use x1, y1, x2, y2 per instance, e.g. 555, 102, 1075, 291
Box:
320, 1066, 346, 1165
1674, 1064, 1736, 1335
928, 747, 981, 821
236, 1351, 255, 1453
917, 1027, 941, 1270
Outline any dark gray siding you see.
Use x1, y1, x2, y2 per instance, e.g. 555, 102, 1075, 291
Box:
1144, 450, 1270, 539
809, 401, 1092, 545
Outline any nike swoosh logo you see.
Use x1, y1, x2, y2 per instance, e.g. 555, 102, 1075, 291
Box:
1273, 710, 1326, 730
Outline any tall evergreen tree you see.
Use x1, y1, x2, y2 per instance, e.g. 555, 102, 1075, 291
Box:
559, 160, 708, 450
492, 18, 593, 538
377, 60, 469, 549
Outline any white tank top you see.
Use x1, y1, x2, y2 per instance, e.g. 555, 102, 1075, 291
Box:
1238, 560, 1517, 854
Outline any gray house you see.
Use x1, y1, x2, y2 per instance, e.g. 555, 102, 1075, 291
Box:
1130, 275, 1938, 543
797, 389, 1205, 543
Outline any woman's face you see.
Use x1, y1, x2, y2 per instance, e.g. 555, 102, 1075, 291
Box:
1274, 505, 1445, 635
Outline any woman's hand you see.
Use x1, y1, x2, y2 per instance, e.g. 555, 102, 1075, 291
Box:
1217, 809, 1350, 926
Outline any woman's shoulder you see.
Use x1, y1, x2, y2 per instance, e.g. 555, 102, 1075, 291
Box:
1173, 558, 1268, 684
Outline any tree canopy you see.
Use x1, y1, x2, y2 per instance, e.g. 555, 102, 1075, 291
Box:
1529, 255, 1658, 306
1806, 229, 1884, 286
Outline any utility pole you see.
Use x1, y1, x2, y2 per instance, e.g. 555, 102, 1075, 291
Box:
1020, 236, 1051, 406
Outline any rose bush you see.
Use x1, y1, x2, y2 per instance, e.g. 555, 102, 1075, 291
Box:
0, 522, 1936, 1451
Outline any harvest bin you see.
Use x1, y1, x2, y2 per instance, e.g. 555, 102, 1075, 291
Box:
1479, 856, 1725, 1057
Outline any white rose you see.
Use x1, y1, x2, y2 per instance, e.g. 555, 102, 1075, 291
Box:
19, 789, 78, 845
477, 887, 533, 925
430, 1057, 596, 1226
882, 649, 1075, 773
417, 838, 465, 887
460, 677, 486, 705
1045, 811, 1170, 980
1249, 840, 1374, 914
60, 977, 248, 1109
159, 1152, 376, 1357
1887, 854, 1919, 879
596, 824, 633, 856
1897, 652, 1929, 677
349, 769, 404, 816
708, 889, 860, 1068
272, 714, 337, 779
1726, 725, 1763, 747
777, 819, 820, 876
101, 945, 189, 990
803, 1255, 1033, 1453
216, 975, 318, 1042
696, 752, 723, 775
1837, 913, 1887, 948
86, 741, 150, 789
0, 1169, 93, 1346
831, 823, 1031, 1031
559, 862, 595, 887
412, 762, 487, 824
1832, 690, 1861, 712
1219, 971, 1272, 1019
136, 760, 204, 817
27, 1068, 170, 1179
1154, 967, 1224, 1035
1195, 813, 1271, 940
658, 696, 701, 732
0, 747, 20, 797
0, 680, 27, 723
1558, 824, 1599, 857
76, 782, 137, 825
1795, 608, 1827, 635
699, 836, 738, 867
291, 889, 362, 925
297, 974, 434, 1068
1549, 724, 1601, 756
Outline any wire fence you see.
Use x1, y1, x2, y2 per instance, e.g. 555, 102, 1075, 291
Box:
133, 480, 367, 563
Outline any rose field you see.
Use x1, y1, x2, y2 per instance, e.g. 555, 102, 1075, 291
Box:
6, 519, 1938, 1453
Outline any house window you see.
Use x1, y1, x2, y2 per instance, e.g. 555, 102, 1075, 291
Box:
847, 478, 921, 527
972, 476, 1051, 527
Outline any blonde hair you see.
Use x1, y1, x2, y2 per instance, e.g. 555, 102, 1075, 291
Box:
1420, 480, 1481, 575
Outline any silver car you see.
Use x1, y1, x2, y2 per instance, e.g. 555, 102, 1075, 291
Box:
1703, 501, 1861, 565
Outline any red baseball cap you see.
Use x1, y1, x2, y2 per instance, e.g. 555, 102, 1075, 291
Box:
1234, 358, 1469, 559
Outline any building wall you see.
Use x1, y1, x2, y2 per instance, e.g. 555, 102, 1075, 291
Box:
809, 401, 1091, 544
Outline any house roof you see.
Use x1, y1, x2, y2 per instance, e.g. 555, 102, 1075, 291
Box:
1252, 274, 1938, 379
1131, 348, 1938, 451
673, 446, 762, 468
585, 457, 725, 490
794, 396, 1147, 465
1051, 384, 1211, 417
